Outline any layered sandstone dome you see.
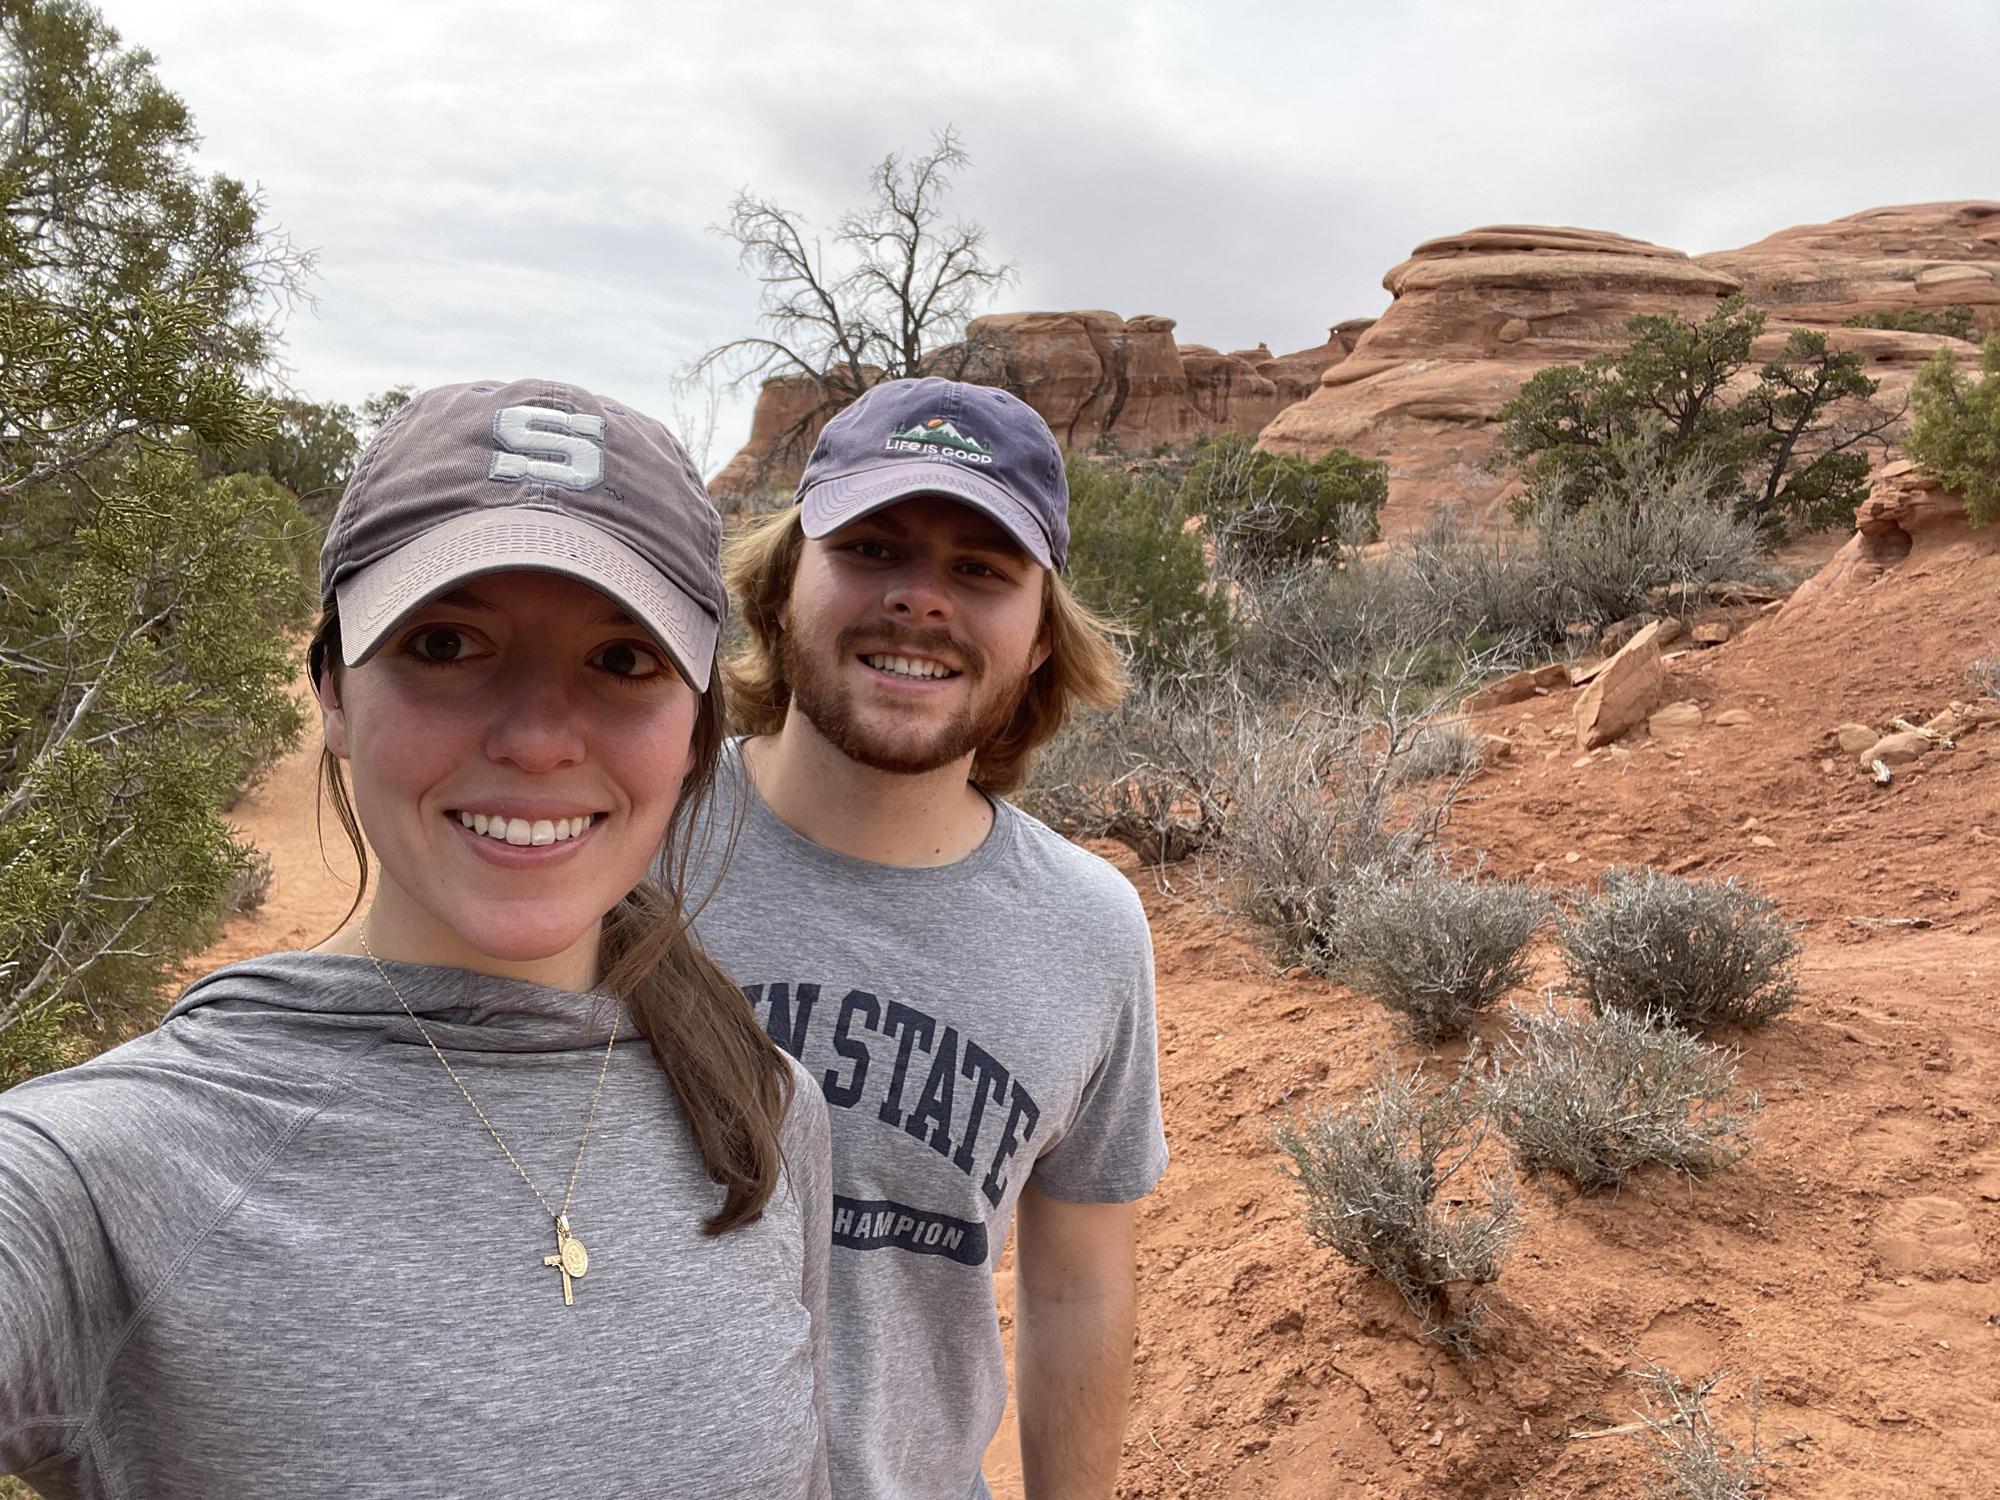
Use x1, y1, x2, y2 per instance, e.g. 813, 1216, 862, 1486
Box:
1255, 226, 1745, 533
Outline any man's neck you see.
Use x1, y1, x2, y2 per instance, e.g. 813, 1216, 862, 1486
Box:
744, 715, 994, 868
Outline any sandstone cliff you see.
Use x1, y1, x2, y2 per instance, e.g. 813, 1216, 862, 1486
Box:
1697, 201, 2000, 333
1256, 205, 1999, 535
707, 315, 1355, 504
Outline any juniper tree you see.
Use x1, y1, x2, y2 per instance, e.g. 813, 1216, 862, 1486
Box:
1498, 295, 1899, 537
0, 0, 313, 1085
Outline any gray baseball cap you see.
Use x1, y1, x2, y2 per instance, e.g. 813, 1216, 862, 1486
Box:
795, 376, 1070, 570
319, 379, 725, 691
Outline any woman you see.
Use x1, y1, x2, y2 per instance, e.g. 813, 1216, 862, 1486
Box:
0, 380, 830, 1497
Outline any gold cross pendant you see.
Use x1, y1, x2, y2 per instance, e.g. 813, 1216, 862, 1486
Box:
542, 1214, 590, 1306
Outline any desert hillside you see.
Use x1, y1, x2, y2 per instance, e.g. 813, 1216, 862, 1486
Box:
198, 478, 2000, 1498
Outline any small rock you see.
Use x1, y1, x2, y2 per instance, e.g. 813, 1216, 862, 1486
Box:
1712, 708, 1753, 728
1571, 754, 1595, 769
1599, 614, 1653, 654
1479, 733, 1513, 766
1530, 663, 1572, 691
1861, 731, 1932, 769
1653, 617, 1687, 648
1820, 757, 1838, 774
1835, 723, 1879, 756
1924, 708, 1966, 740
1465, 669, 1541, 712
1692, 621, 1733, 647
1563, 851, 1582, 864
1648, 701, 1704, 741
1514, 721, 1545, 742
1751, 835, 1776, 848
1574, 620, 1672, 749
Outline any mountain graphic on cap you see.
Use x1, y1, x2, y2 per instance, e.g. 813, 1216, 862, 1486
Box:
888, 419, 993, 457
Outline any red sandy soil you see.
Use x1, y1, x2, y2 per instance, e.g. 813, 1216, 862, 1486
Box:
196, 522, 1999, 1498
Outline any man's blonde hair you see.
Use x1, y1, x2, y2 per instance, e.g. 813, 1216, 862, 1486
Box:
723, 504, 1126, 795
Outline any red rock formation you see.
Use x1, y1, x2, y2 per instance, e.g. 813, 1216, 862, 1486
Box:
1698, 202, 2000, 333
708, 315, 1348, 502
706, 372, 848, 506
1256, 226, 1743, 533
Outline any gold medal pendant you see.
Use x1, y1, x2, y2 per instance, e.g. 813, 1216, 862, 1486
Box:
543, 1214, 590, 1306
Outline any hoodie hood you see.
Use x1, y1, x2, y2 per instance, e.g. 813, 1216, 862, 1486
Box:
167, 951, 640, 1054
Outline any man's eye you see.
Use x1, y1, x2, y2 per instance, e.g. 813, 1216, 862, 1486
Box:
594, 642, 665, 680
413, 627, 467, 662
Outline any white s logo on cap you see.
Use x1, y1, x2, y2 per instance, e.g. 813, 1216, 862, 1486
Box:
490, 405, 607, 490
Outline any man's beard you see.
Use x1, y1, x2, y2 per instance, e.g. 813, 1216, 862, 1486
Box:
779, 622, 1035, 776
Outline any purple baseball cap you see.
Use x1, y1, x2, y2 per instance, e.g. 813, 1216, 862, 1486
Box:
318, 379, 726, 690
795, 376, 1070, 570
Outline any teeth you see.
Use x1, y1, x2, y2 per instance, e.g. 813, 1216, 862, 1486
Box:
456, 811, 594, 843
866, 654, 951, 680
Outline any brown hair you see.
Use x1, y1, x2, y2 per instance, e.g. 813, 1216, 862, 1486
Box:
308, 608, 793, 1235
722, 504, 1126, 794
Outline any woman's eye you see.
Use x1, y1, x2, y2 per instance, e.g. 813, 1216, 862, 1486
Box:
594, 642, 665, 680
413, 627, 467, 662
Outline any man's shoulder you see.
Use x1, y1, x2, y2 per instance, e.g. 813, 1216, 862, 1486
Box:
992, 798, 1149, 932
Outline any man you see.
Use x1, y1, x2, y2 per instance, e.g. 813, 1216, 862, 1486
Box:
686, 376, 1167, 1499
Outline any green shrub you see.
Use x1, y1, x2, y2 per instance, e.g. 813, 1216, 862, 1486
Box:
1906, 335, 2000, 526
1842, 305, 1980, 343
1273, 1056, 1521, 1351
1064, 456, 1231, 674
1484, 1002, 1760, 1188
1179, 432, 1385, 574
1322, 870, 1545, 1041
1558, 867, 1800, 1031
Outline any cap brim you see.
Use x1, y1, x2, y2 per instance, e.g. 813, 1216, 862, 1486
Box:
799, 462, 1054, 569
334, 506, 718, 691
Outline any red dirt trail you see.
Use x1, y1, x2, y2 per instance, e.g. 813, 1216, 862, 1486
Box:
196, 522, 2000, 1498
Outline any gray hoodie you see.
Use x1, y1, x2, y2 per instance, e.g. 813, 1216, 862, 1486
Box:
0, 951, 830, 1499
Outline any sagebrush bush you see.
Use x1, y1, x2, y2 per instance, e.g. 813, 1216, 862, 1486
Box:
1017, 662, 1240, 865
1559, 867, 1800, 1030
1225, 700, 1466, 966
1967, 650, 2000, 701
1272, 1058, 1521, 1350
1632, 1360, 1771, 1500
1323, 871, 1545, 1041
1484, 1002, 1760, 1188
1395, 718, 1484, 783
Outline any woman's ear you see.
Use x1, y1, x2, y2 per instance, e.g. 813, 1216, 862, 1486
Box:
313, 667, 349, 759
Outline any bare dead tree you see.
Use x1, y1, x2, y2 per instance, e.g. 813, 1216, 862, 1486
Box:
689, 127, 1016, 486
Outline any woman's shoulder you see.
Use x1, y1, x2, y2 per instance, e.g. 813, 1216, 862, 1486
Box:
4, 953, 389, 1170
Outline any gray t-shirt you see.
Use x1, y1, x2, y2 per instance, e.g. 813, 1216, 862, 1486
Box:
687, 748, 1168, 1500
0, 951, 831, 1499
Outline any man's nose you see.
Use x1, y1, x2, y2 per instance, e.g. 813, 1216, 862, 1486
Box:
883, 559, 954, 622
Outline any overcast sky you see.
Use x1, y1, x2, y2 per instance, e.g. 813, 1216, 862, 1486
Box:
108, 0, 1999, 475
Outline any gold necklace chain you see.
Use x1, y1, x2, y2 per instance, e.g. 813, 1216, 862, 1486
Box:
359, 925, 618, 1305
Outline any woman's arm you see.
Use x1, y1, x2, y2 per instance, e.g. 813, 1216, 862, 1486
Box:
0, 1109, 121, 1480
